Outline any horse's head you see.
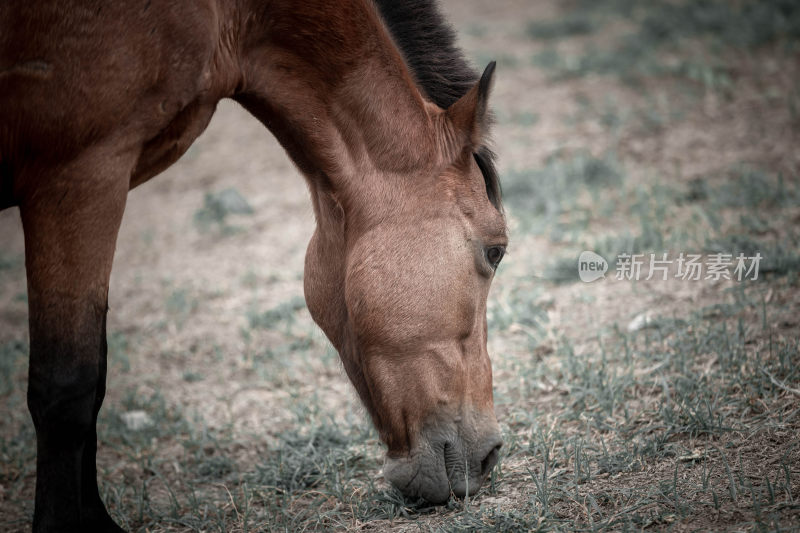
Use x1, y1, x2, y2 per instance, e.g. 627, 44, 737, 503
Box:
303, 63, 504, 503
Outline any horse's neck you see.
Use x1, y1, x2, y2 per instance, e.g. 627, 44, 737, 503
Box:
234, 0, 440, 194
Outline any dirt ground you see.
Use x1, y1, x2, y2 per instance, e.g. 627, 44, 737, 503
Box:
1, 0, 799, 531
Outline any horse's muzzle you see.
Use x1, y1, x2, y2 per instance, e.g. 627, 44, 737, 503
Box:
383, 417, 502, 503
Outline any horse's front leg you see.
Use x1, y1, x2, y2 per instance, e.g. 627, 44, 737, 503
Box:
21, 149, 131, 532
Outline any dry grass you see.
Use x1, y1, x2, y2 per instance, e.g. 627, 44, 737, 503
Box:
1, 0, 800, 531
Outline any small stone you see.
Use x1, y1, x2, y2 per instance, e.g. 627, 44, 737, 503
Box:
120, 410, 153, 431
627, 312, 652, 332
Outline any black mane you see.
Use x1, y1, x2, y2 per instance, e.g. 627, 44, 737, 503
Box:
373, 0, 502, 210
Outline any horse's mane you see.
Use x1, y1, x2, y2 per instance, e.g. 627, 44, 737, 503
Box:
372, 0, 502, 210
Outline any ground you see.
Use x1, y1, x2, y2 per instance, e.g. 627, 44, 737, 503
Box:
1, 0, 799, 531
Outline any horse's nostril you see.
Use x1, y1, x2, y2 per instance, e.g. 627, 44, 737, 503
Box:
480, 442, 502, 477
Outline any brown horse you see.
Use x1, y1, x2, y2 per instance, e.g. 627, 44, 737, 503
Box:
0, 0, 507, 530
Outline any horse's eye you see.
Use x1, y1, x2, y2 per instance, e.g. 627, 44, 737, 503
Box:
486, 246, 505, 269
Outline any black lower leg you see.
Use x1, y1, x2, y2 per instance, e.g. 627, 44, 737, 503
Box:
28, 302, 124, 532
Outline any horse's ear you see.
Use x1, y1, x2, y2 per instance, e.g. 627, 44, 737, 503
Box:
446, 61, 496, 148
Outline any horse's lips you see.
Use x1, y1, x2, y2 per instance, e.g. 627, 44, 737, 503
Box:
382, 422, 502, 503
383, 442, 451, 503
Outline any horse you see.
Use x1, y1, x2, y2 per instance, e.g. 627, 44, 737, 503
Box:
0, 0, 507, 530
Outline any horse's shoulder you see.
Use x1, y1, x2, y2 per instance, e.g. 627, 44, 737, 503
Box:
1, 0, 225, 164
